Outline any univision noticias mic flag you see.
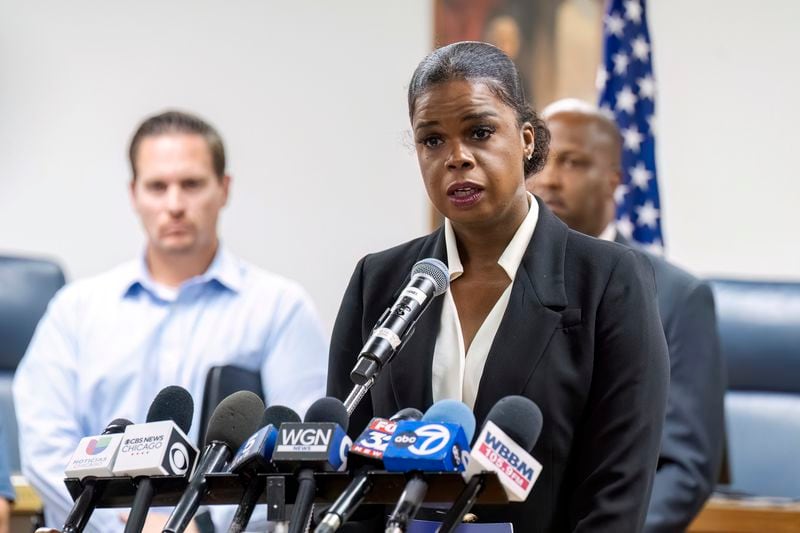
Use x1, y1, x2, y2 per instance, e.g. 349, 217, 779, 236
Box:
598, 0, 664, 253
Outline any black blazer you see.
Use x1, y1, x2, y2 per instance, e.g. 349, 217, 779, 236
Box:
328, 199, 670, 532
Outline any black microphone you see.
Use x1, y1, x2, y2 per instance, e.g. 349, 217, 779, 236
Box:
350, 258, 449, 385
122, 386, 195, 533
162, 390, 264, 533
62, 418, 133, 533
314, 408, 423, 533
270, 397, 351, 533
437, 396, 544, 533
225, 405, 301, 533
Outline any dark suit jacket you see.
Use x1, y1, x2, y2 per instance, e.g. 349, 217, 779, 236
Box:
615, 236, 726, 533
328, 200, 670, 532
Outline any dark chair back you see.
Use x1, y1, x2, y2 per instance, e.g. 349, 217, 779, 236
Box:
0, 255, 66, 472
198, 365, 264, 447
709, 278, 800, 498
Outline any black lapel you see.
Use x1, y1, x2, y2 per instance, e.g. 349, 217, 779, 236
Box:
388, 228, 447, 412
473, 198, 570, 424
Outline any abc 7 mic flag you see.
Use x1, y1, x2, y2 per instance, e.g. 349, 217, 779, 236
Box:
383, 420, 470, 472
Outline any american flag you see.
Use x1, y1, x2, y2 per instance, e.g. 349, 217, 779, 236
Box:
597, 0, 663, 252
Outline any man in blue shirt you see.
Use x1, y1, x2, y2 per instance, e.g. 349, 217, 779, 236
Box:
0, 419, 14, 533
13, 111, 328, 532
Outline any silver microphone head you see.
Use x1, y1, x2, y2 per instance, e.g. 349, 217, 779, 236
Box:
411, 258, 449, 297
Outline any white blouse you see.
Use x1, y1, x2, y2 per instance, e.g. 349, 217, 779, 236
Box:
431, 192, 540, 408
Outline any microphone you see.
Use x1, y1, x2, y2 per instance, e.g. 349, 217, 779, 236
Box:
225, 405, 301, 533
115, 386, 197, 533
383, 400, 475, 533
437, 396, 544, 533
315, 408, 423, 533
270, 397, 352, 533
62, 418, 134, 533
162, 390, 264, 533
350, 258, 449, 385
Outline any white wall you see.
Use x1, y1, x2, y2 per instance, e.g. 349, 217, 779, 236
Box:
649, 0, 800, 279
2, 0, 798, 337
0, 1, 433, 332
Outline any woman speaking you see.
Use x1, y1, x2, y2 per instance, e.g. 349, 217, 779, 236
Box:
328, 41, 669, 532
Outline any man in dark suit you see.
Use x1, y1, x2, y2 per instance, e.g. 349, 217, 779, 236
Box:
528, 98, 725, 532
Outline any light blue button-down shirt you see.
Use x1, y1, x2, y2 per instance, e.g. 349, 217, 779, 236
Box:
13, 246, 328, 531
0, 419, 13, 502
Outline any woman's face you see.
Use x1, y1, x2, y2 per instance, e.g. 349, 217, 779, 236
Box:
412, 79, 534, 230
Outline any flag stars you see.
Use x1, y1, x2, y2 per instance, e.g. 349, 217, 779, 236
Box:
630, 162, 652, 189
631, 35, 650, 61
624, 0, 643, 24
599, 104, 616, 121
616, 85, 637, 114
613, 52, 630, 75
638, 75, 656, 99
605, 12, 625, 37
647, 114, 657, 135
614, 184, 629, 205
603, 0, 662, 249
617, 216, 635, 239
596, 66, 609, 90
622, 125, 644, 152
636, 201, 660, 228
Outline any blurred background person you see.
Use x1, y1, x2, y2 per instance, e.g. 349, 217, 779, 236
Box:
528, 98, 725, 532
13, 110, 328, 532
0, 418, 13, 533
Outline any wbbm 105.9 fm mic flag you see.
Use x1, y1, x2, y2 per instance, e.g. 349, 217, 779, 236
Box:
438, 396, 544, 533
350, 258, 449, 386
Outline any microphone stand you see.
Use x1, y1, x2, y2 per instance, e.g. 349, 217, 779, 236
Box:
344, 378, 374, 416
436, 476, 485, 533
62, 478, 99, 533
